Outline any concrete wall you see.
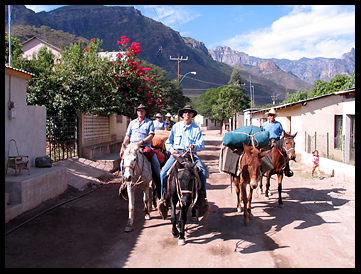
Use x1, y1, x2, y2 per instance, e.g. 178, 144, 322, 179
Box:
5, 70, 46, 169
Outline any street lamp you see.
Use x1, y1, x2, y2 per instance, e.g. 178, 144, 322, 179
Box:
179, 71, 196, 83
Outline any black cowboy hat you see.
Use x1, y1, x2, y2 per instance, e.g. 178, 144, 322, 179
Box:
178, 105, 198, 117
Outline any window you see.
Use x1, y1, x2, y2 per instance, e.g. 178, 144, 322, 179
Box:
334, 115, 343, 149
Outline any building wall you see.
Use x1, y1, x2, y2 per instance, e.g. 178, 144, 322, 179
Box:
22, 38, 60, 60
5, 71, 46, 169
301, 95, 344, 161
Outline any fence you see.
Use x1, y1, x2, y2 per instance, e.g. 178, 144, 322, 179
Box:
46, 115, 78, 162
304, 131, 355, 165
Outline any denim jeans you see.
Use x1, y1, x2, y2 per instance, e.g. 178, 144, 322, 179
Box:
160, 151, 207, 198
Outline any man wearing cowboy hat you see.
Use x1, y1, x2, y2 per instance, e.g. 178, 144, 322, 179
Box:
120, 104, 161, 189
158, 105, 209, 219
262, 108, 293, 177
262, 108, 284, 144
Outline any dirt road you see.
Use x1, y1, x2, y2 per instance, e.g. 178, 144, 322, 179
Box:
5, 131, 355, 268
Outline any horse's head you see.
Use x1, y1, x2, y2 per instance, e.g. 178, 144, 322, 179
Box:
123, 143, 140, 182
176, 156, 198, 206
283, 131, 297, 161
243, 143, 271, 189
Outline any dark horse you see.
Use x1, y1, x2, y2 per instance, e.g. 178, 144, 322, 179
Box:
167, 154, 199, 245
233, 143, 271, 225
260, 131, 297, 208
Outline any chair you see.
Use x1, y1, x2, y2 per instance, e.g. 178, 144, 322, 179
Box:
6, 139, 30, 176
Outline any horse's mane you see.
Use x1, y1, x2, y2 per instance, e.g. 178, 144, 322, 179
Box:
124, 143, 139, 158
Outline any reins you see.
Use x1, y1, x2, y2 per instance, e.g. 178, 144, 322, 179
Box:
167, 147, 199, 208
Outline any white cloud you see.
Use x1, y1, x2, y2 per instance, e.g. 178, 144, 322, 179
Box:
138, 5, 201, 32
25, 5, 64, 13
221, 5, 355, 60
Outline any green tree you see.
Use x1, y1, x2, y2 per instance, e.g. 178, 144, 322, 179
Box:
283, 88, 309, 104
197, 85, 250, 133
228, 68, 244, 86
5, 32, 23, 65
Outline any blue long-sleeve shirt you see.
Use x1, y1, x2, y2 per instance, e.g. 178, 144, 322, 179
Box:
261, 121, 284, 139
165, 121, 205, 152
126, 118, 154, 147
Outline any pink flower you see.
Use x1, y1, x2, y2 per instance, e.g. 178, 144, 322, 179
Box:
84, 47, 88, 51
122, 72, 127, 76
90, 39, 94, 43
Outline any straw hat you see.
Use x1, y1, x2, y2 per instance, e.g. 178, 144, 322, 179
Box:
265, 108, 278, 116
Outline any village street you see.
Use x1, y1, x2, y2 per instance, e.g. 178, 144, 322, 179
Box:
5, 131, 355, 268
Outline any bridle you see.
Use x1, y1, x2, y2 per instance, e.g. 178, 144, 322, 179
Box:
278, 136, 295, 157
175, 165, 198, 208
122, 149, 147, 186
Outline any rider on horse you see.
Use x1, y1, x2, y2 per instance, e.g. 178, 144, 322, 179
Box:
120, 104, 161, 189
158, 105, 209, 218
261, 108, 293, 177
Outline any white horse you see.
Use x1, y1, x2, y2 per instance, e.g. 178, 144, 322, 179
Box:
120, 143, 152, 232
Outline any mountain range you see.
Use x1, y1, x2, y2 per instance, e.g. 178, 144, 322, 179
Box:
209, 46, 355, 85
5, 5, 355, 105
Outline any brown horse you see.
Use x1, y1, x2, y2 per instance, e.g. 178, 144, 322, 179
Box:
260, 131, 297, 208
233, 143, 271, 225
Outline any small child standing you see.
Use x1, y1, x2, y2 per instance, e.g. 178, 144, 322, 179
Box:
311, 150, 322, 179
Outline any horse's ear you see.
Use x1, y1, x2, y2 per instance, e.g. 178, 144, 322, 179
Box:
293, 132, 298, 138
283, 130, 287, 138
190, 161, 198, 169
259, 149, 272, 158
243, 143, 251, 156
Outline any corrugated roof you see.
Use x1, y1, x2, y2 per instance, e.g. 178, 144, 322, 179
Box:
249, 88, 355, 114
5, 64, 37, 77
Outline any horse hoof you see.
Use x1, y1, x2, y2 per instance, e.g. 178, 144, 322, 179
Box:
124, 225, 133, 233
237, 208, 242, 213
248, 214, 254, 220
279, 203, 285, 208
178, 239, 186, 246
145, 213, 151, 220
172, 231, 180, 238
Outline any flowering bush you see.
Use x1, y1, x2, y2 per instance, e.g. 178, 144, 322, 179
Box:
22, 36, 189, 119
100, 35, 163, 118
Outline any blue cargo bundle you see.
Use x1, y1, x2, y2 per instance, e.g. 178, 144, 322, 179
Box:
223, 125, 270, 147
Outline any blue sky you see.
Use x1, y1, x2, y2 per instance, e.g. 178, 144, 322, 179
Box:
25, 5, 355, 60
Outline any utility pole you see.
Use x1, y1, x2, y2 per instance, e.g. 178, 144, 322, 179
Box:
8, 5, 12, 67
170, 56, 188, 85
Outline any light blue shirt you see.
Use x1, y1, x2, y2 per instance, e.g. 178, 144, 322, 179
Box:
165, 121, 205, 152
153, 120, 167, 130
262, 121, 284, 139
126, 118, 155, 147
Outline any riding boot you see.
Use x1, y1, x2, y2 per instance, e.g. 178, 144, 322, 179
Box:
157, 194, 169, 220
284, 162, 294, 177
197, 189, 210, 220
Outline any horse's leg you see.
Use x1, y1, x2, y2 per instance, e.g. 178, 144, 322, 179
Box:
191, 206, 197, 222
247, 187, 254, 220
125, 183, 135, 232
260, 173, 264, 194
234, 175, 242, 213
178, 205, 189, 246
265, 171, 272, 198
241, 180, 249, 225
143, 183, 151, 220
152, 180, 157, 209
170, 197, 179, 238
277, 173, 284, 208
